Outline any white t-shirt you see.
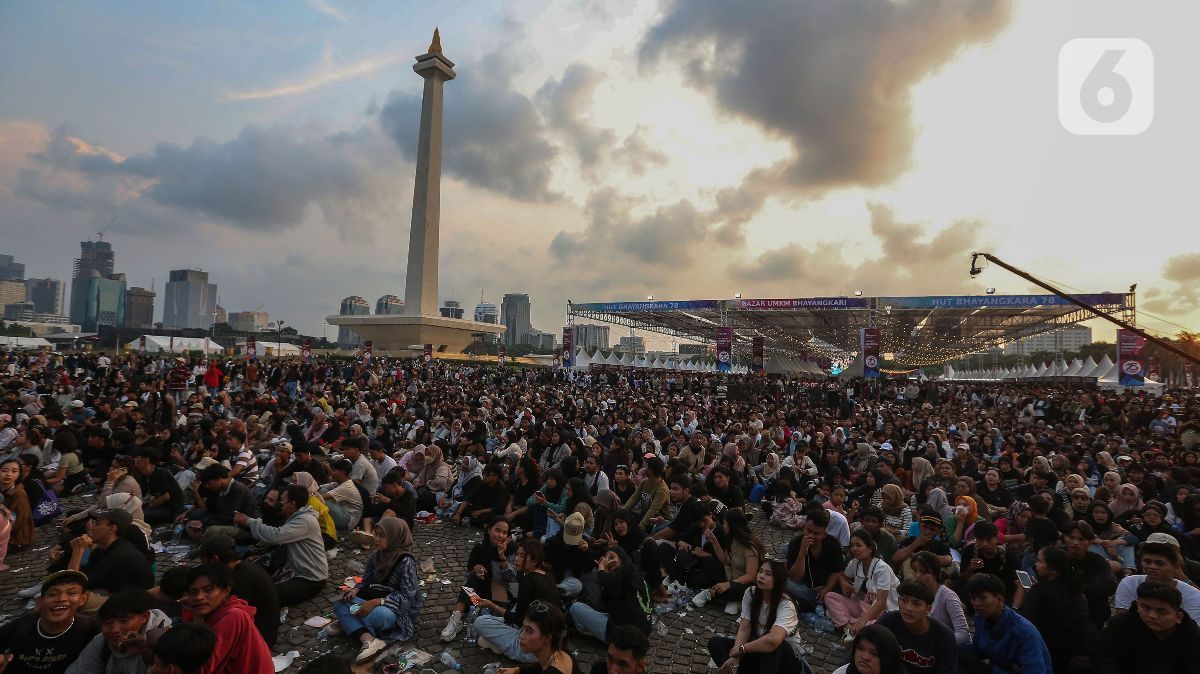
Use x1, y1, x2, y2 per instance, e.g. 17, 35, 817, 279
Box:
827, 508, 851, 547
1114, 575, 1200, 622
845, 557, 900, 611
738, 587, 799, 637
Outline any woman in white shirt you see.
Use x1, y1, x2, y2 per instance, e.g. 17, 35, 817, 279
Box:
706, 559, 806, 673
822, 529, 899, 641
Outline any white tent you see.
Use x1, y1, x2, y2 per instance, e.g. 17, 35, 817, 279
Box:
619, 352, 633, 366
0, 336, 51, 349
136, 335, 225, 354
1063, 358, 1083, 376
1093, 354, 1116, 380
244, 341, 300, 356
1033, 363, 1048, 377
1076, 356, 1099, 378
574, 348, 591, 369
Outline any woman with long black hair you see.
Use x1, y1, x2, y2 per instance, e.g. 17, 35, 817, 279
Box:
692, 510, 764, 613
440, 515, 514, 642
595, 509, 667, 602
506, 457, 542, 532
831, 624, 906, 674
706, 559, 806, 673
567, 546, 651, 642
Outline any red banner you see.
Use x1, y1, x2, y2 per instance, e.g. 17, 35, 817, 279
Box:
1148, 356, 1160, 382
423, 343, 432, 367
498, 345, 507, 368
246, 336, 256, 361
363, 340, 373, 364
716, 327, 732, 373
752, 335, 764, 373
302, 338, 311, 364
1117, 329, 1145, 387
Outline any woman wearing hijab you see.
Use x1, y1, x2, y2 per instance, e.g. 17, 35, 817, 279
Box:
907, 457, 935, 495
438, 455, 482, 520
329, 517, 422, 663
878, 484, 912, 539
1108, 483, 1145, 523
413, 444, 452, 513
291, 472, 338, 546
750, 453, 782, 488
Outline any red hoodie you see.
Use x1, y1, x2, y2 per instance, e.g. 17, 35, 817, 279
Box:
188, 596, 274, 674
204, 364, 223, 389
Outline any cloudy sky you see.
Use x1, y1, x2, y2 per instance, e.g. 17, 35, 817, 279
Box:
1, 0, 1196, 345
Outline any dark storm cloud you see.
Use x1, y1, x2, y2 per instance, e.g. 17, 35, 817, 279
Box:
537, 63, 615, 168
19, 126, 397, 234
380, 62, 559, 202
641, 0, 1012, 191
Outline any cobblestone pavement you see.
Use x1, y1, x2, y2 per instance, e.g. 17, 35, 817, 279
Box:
1, 497, 848, 673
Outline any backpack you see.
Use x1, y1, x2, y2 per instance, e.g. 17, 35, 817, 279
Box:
29, 479, 63, 525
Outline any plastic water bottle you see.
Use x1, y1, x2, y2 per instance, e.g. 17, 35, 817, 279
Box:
464, 606, 478, 643
170, 524, 184, 545
439, 651, 462, 671
279, 607, 289, 624
813, 605, 833, 634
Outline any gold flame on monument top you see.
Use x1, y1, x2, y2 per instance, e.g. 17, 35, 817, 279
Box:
428, 28, 442, 55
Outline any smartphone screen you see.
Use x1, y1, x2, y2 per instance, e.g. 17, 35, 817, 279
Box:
1015, 570, 1033, 590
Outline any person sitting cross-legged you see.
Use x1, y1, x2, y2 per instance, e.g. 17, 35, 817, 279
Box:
1091, 580, 1200, 674
473, 538, 563, 662
232, 484, 329, 607
706, 560, 807, 674
960, 573, 1051, 674
326, 517, 422, 664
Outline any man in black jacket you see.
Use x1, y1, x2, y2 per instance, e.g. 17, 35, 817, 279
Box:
1092, 580, 1200, 674
183, 464, 258, 542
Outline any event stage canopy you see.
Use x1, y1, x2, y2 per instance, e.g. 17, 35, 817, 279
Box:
568, 293, 1133, 369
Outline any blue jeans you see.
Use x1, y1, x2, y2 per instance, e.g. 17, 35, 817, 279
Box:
568, 602, 609, 641
785, 580, 819, 613
473, 614, 536, 663
327, 501, 350, 532
1090, 543, 1136, 570
332, 599, 397, 638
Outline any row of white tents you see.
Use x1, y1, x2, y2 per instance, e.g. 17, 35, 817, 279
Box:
566, 348, 828, 376
943, 354, 1164, 392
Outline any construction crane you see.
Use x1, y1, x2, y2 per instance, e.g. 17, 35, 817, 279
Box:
96, 216, 116, 241
969, 252, 1200, 368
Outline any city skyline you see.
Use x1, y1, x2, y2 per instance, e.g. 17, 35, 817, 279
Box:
1, 3, 1198, 345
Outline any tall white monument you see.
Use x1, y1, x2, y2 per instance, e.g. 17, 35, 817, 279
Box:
328, 30, 504, 352
404, 29, 453, 317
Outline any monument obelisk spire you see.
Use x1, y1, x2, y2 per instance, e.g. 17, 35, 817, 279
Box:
404, 28, 455, 317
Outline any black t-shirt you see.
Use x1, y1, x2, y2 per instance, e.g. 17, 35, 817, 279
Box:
959, 543, 1018, 598
140, 466, 184, 509
877, 611, 958, 674
83, 537, 155, 592
232, 561, 281, 648
667, 497, 702, 534
0, 613, 100, 674
785, 533, 844, 589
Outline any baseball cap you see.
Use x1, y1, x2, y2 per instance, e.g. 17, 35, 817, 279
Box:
1146, 532, 1180, 547
193, 533, 238, 560
41, 569, 89, 594
563, 512, 586, 546
90, 508, 132, 535
70, 400, 85, 408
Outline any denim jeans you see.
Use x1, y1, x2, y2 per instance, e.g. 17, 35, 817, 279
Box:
473, 614, 536, 663
327, 501, 350, 532
785, 580, 819, 613
1089, 542, 1136, 570
333, 598, 398, 638
568, 602, 608, 641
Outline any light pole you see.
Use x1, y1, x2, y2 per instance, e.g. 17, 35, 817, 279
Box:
277, 320, 285, 358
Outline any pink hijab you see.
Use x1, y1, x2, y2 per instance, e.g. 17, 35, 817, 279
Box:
1108, 483, 1145, 518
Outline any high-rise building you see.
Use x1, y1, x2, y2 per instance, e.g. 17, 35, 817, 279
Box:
163, 269, 218, 330
25, 278, 65, 315
72, 270, 126, 331
527, 330, 556, 351
0, 254, 25, 280
0, 279, 25, 309
573, 324, 610, 350
618, 335, 645, 355
1003, 325, 1093, 356
70, 240, 118, 327
124, 287, 156, 329
214, 305, 227, 325
501, 293, 531, 347
338, 296, 370, 347
439, 299, 464, 319
228, 311, 269, 332
474, 301, 498, 324
376, 295, 404, 315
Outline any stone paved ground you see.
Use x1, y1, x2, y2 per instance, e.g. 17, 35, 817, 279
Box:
1, 497, 848, 673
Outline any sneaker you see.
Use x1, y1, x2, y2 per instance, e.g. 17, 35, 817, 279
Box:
355, 637, 388, 663
441, 611, 463, 642
691, 589, 712, 608
724, 601, 739, 615
477, 635, 504, 656
842, 628, 856, 644
349, 530, 376, 548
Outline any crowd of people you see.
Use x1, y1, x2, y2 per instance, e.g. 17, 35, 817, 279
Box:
0, 348, 1197, 674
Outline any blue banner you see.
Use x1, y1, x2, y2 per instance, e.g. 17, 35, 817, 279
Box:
572, 300, 721, 312
884, 293, 1125, 309
735, 297, 868, 309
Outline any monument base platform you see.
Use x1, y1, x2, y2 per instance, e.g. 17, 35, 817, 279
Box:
326, 314, 504, 353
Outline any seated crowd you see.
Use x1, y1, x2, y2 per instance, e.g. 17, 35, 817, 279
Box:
0, 349, 1198, 674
